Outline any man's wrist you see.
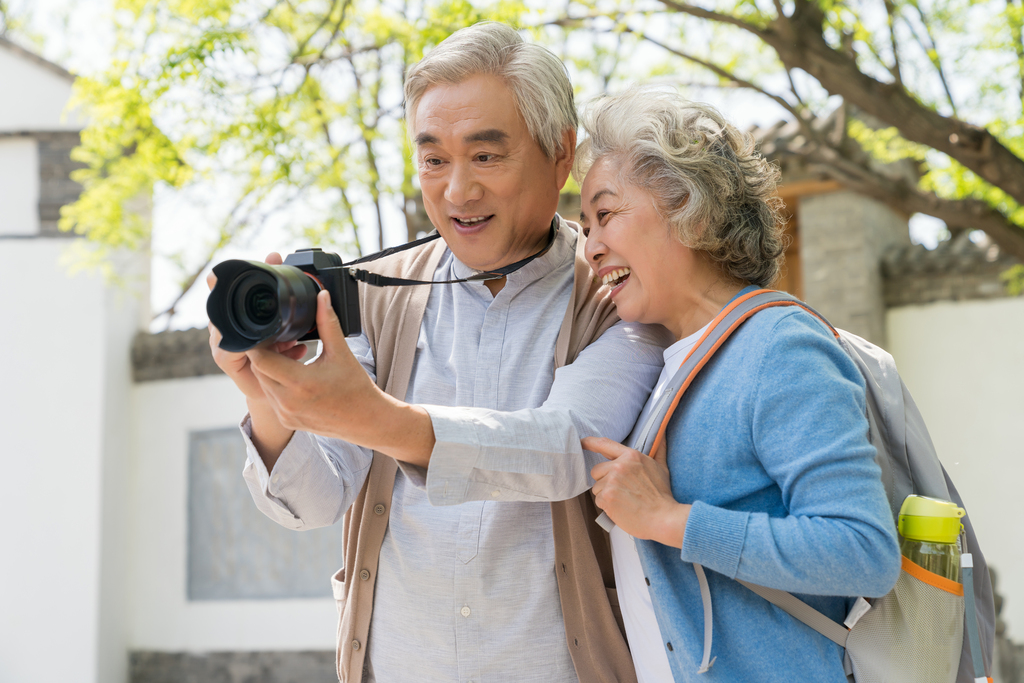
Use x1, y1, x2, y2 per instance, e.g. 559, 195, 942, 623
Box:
247, 398, 295, 468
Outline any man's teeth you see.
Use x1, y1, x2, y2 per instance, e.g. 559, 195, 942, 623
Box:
455, 216, 488, 225
602, 268, 631, 287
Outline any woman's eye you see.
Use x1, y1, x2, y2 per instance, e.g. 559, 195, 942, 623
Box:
581, 226, 590, 237
597, 210, 610, 222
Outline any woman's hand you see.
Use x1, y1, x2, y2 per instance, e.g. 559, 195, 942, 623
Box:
585, 436, 691, 548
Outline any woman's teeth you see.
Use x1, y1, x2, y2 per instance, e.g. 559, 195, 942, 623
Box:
455, 216, 488, 226
602, 267, 631, 287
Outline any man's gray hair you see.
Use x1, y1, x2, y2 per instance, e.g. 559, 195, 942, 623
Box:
573, 87, 786, 287
404, 22, 577, 159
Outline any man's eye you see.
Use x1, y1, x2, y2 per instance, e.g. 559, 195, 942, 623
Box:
424, 158, 443, 167
476, 154, 494, 162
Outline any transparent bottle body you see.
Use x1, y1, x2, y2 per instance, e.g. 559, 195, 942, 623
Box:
900, 537, 961, 583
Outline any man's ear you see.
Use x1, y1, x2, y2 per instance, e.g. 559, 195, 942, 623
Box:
555, 127, 577, 189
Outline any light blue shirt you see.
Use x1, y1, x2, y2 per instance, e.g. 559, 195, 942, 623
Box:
242, 223, 668, 683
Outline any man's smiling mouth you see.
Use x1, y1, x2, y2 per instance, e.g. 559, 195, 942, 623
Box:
453, 215, 493, 227
602, 267, 631, 287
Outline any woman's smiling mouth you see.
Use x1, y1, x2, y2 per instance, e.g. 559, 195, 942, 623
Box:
602, 267, 631, 288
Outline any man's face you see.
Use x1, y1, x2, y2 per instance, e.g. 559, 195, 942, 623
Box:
412, 73, 574, 272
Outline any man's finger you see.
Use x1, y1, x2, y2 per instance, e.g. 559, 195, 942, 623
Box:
248, 345, 302, 384
314, 290, 347, 357
206, 271, 218, 290
264, 252, 283, 265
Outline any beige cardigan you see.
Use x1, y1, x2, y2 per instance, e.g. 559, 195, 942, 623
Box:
331, 221, 638, 683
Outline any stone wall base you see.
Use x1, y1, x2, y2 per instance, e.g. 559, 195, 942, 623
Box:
130, 651, 337, 683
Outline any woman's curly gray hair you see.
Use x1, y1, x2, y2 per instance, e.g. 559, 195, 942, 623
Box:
573, 88, 786, 287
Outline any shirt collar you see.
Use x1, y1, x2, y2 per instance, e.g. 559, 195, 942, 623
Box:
449, 216, 576, 288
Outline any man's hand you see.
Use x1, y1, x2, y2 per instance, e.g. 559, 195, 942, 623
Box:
246, 288, 436, 467
584, 436, 690, 548
206, 252, 309, 402
208, 252, 308, 464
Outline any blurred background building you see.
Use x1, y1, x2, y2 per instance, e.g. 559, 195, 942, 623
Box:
2, 35, 1023, 683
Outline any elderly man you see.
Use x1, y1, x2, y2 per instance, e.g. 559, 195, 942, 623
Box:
210, 21, 666, 683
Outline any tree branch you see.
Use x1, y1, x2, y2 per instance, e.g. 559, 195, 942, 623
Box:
903, 0, 958, 115
747, 6, 1024, 213
883, 0, 903, 86
632, 29, 807, 125
656, 0, 767, 35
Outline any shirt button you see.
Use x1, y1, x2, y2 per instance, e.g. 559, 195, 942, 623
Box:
374, 504, 386, 515
360, 569, 370, 581
460, 606, 471, 617
351, 640, 361, 651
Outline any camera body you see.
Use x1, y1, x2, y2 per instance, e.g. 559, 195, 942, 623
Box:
284, 248, 361, 342
207, 247, 361, 353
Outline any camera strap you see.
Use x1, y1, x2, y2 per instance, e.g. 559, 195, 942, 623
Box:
343, 219, 558, 288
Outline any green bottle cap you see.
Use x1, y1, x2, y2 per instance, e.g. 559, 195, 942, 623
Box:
898, 495, 965, 544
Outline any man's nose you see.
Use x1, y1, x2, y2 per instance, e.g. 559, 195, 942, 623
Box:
445, 162, 483, 206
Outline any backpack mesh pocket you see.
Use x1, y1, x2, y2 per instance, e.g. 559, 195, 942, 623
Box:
846, 557, 964, 683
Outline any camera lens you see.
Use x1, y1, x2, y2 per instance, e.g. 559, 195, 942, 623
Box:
228, 271, 281, 339
208, 255, 340, 352
245, 283, 278, 324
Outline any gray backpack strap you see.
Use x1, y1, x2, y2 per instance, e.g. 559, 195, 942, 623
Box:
736, 579, 850, 647
632, 289, 820, 457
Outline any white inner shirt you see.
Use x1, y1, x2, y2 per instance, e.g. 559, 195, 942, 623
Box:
610, 322, 708, 683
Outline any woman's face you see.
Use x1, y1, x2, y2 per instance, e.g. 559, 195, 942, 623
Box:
580, 157, 695, 335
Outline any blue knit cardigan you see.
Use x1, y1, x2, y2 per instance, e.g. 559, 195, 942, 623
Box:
637, 304, 902, 682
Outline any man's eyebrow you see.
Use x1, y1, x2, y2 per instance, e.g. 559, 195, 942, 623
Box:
414, 132, 440, 146
465, 129, 509, 145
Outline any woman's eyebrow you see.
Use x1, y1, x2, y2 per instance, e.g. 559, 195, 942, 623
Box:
589, 189, 617, 205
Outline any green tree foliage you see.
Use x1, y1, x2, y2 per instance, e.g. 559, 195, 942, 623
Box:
62, 0, 1024, 320
62, 0, 529, 322
546, 0, 1024, 270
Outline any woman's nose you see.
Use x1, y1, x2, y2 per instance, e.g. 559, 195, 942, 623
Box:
584, 230, 605, 265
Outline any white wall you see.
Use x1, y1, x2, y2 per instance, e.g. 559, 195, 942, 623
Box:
887, 297, 1024, 640
0, 138, 40, 235
0, 238, 140, 683
0, 43, 83, 132
127, 376, 337, 652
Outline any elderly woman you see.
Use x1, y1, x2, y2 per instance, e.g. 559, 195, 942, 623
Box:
577, 89, 901, 682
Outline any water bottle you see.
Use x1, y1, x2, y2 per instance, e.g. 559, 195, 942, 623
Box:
897, 495, 965, 583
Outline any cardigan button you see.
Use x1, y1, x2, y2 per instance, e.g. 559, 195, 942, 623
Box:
374, 504, 386, 515
360, 569, 370, 581
352, 640, 361, 651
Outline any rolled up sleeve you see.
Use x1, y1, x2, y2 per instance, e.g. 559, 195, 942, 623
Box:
423, 321, 670, 505
240, 335, 377, 530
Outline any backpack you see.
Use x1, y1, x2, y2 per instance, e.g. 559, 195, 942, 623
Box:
626, 289, 995, 683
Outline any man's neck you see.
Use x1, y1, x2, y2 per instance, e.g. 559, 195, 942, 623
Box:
484, 276, 507, 297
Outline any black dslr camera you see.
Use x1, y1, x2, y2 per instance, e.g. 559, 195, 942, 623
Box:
206, 248, 360, 353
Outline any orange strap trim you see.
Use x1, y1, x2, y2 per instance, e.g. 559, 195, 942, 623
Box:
901, 556, 964, 596
646, 290, 840, 458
